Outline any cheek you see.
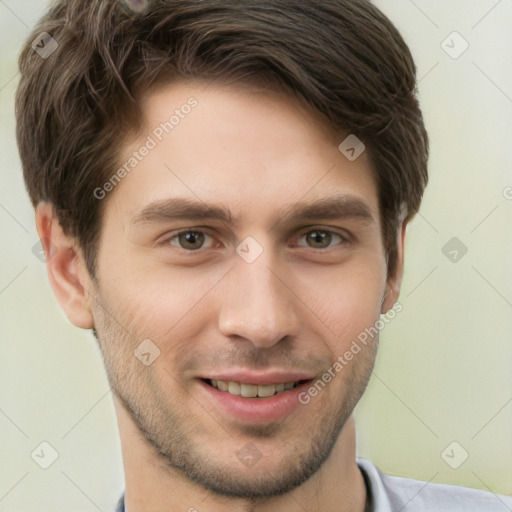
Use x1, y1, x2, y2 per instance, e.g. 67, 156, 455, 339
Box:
290, 258, 387, 342
94, 268, 218, 357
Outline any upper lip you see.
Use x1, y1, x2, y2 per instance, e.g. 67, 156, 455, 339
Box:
198, 369, 315, 386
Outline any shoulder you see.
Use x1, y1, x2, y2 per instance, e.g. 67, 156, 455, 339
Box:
115, 493, 124, 512
357, 458, 512, 512
381, 472, 512, 512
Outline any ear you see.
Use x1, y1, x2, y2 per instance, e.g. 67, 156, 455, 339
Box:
35, 202, 95, 329
381, 219, 407, 314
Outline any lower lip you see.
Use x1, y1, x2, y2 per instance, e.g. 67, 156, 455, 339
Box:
197, 380, 312, 423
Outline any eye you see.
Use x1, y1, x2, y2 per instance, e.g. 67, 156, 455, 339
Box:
166, 230, 216, 251
162, 228, 350, 253
297, 229, 349, 249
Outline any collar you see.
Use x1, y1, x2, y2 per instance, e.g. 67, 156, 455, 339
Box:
357, 457, 393, 512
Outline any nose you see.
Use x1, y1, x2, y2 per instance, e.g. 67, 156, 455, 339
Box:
218, 242, 301, 349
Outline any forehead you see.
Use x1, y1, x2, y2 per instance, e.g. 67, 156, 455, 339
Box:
106, 80, 380, 228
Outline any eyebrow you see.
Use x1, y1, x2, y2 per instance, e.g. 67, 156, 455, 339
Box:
131, 194, 376, 228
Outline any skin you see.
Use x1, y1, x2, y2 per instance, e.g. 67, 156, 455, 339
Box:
36, 81, 406, 512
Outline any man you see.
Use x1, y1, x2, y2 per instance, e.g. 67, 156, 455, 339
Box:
15, 0, 512, 510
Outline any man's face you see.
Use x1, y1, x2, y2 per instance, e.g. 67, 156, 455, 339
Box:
88, 81, 399, 498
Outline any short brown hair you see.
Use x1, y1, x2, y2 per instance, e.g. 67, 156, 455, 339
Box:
16, 0, 428, 278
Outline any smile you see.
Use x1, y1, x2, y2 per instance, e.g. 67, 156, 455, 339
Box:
206, 379, 305, 398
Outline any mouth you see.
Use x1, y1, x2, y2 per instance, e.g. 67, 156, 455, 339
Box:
202, 378, 311, 398
196, 372, 317, 422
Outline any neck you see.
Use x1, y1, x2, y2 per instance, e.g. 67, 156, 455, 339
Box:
116, 397, 366, 512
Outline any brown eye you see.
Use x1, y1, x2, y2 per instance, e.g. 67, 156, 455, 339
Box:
298, 230, 347, 249
169, 230, 212, 251
306, 230, 332, 248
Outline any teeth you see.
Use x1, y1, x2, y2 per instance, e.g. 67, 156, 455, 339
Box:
257, 384, 276, 398
228, 381, 241, 395
209, 379, 300, 398
241, 383, 258, 397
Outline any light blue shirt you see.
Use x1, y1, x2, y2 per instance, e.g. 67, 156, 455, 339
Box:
357, 457, 512, 511
115, 458, 512, 511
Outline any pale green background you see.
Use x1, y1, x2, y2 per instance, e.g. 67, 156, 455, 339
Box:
1, 1, 511, 510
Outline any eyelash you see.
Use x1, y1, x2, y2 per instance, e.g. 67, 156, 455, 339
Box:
162, 228, 351, 253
